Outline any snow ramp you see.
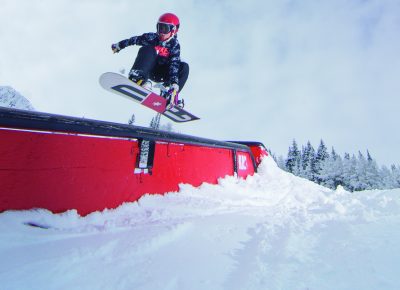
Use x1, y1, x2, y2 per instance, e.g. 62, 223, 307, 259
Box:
0, 107, 268, 215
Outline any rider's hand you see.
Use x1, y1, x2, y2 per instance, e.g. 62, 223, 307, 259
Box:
111, 43, 121, 53
167, 83, 179, 98
166, 83, 179, 107
168, 83, 179, 94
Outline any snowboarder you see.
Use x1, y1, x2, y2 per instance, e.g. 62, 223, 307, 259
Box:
111, 13, 188, 109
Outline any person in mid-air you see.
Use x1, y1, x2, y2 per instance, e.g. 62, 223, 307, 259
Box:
111, 12, 188, 109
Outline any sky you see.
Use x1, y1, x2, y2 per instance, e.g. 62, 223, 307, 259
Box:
1, 0, 400, 166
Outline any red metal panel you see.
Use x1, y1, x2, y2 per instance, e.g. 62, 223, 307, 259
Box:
0, 128, 139, 214
0, 128, 242, 215
137, 143, 235, 193
236, 151, 255, 178
248, 145, 269, 167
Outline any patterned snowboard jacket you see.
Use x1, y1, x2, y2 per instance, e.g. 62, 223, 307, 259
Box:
117, 32, 181, 85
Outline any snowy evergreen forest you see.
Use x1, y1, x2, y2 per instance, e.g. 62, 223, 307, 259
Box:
272, 140, 400, 191
128, 113, 174, 131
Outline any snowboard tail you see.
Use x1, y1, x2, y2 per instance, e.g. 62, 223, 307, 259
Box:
99, 72, 199, 123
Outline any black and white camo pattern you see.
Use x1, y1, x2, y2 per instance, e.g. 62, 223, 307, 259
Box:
117, 33, 181, 85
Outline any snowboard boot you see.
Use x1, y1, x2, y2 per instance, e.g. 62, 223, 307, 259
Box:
128, 69, 145, 84
129, 70, 152, 91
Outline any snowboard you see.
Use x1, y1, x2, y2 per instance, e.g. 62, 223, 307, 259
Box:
99, 72, 199, 123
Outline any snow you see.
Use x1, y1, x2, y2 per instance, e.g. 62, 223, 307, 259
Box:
0, 86, 35, 111
1, 157, 400, 290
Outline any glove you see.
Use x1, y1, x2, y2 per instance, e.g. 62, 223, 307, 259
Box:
168, 83, 179, 98
111, 43, 121, 53
166, 83, 179, 107
170, 83, 179, 92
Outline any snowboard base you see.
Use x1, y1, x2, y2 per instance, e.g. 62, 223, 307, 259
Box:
99, 72, 199, 123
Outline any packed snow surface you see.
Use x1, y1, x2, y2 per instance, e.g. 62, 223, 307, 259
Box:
1, 157, 399, 290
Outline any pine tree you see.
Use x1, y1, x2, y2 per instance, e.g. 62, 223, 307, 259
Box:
348, 154, 361, 191
285, 139, 301, 174
160, 122, 174, 132
315, 140, 329, 163
332, 152, 344, 189
380, 165, 396, 189
392, 165, 400, 188
319, 147, 343, 189
364, 150, 381, 189
150, 113, 161, 129
314, 140, 329, 184
300, 141, 316, 181
128, 113, 135, 125
342, 153, 356, 191
367, 150, 373, 162
351, 151, 369, 191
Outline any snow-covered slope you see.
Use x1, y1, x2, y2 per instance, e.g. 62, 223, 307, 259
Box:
0, 86, 35, 110
0, 157, 399, 290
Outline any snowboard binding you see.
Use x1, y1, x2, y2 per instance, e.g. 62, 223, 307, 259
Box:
155, 83, 184, 109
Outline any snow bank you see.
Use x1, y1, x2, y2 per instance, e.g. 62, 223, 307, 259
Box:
1, 157, 399, 290
0, 86, 35, 110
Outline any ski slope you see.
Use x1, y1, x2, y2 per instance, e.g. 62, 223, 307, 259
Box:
1, 157, 399, 290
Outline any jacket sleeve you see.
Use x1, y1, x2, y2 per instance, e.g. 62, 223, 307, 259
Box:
117, 33, 158, 49
168, 42, 181, 85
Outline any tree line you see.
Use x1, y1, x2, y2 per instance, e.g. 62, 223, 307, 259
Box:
271, 140, 400, 191
128, 113, 174, 131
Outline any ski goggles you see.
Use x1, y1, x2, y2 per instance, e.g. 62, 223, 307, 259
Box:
157, 22, 176, 34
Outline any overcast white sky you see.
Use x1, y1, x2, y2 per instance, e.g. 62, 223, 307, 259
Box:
1, 0, 400, 166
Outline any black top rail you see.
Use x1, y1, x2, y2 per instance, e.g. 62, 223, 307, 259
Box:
0, 107, 250, 151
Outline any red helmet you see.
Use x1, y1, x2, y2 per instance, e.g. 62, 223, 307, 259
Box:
157, 13, 180, 41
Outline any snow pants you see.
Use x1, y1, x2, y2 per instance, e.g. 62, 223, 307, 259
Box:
131, 45, 189, 91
